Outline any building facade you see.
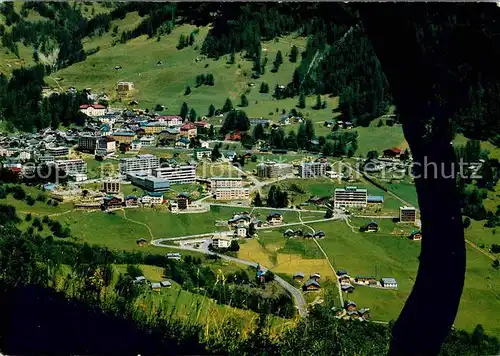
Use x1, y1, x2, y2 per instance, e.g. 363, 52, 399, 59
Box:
333, 186, 368, 208
119, 154, 160, 174
152, 165, 196, 184
113, 132, 137, 144
256, 162, 293, 178
79, 104, 106, 117
46, 146, 69, 157
214, 187, 250, 201
116, 81, 135, 91
299, 162, 327, 178
211, 177, 243, 192
53, 159, 87, 174
399, 206, 417, 223
102, 181, 121, 194
180, 123, 197, 138
127, 173, 170, 192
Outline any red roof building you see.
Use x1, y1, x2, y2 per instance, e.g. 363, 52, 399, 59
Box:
79, 104, 106, 109
383, 147, 402, 158
225, 132, 242, 141
194, 121, 211, 129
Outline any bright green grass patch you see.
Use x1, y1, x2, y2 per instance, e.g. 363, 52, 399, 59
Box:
307, 219, 500, 335
355, 123, 407, 157
385, 182, 419, 207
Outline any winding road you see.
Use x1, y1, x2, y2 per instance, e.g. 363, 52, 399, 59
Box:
151, 239, 308, 317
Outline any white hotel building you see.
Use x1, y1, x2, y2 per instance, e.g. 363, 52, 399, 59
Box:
333, 186, 368, 208
119, 154, 160, 174
152, 165, 196, 184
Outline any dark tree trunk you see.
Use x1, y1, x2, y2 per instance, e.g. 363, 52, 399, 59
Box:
359, 5, 468, 355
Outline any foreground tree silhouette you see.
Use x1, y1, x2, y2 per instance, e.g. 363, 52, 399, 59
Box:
359, 4, 500, 355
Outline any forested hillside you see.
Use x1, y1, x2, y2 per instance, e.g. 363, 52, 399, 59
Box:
0, 1, 498, 143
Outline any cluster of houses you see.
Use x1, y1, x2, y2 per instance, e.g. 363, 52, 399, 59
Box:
337, 270, 398, 291
283, 229, 325, 239
293, 272, 322, 291
133, 275, 172, 291
332, 300, 371, 321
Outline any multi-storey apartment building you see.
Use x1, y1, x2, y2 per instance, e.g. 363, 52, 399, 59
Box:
53, 159, 87, 174
210, 177, 244, 192
333, 186, 368, 208
299, 162, 326, 178
46, 146, 69, 157
127, 173, 170, 192
119, 154, 160, 174
399, 206, 417, 223
152, 164, 196, 184
257, 162, 293, 178
102, 181, 121, 194
214, 187, 250, 201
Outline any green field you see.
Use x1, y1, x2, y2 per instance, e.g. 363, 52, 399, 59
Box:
301, 219, 500, 335
49, 23, 341, 127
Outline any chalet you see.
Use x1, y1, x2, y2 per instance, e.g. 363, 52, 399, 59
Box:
309, 196, 327, 205
339, 275, 351, 284
341, 283, 355, 293
383, 147, 402, 158
409, 229, 422, 241
194, 121, 211, 129
159, 128, 181, 141
310, 273, 321, 281
167, 253, 181, 260
293, 272, 305, 282
358, 308, 371, 319
304, 232, 314, 239
381, 277, 398, 289
134, 276, 147, 284
355, 276, 378, 285
225, 151, 237, 161
283, 229, 295, 238
156, 115, 183, 126
141, 192, 164, 205
212, 236, 232, 249
151, 282, 161, 291
366, 221, 379, 232
345, 300, 357, 311
180, 122, 197, 138
79, 104, 106, 117
313, 230, 326, 238
135, 128, 146, 137
175, 137, 190, 148
194, 147, 212, 160
160, 280, 172, 288
136, 238, 148, 247
252, 219, 263, 227
344, 121, 353, 129
225, 132, 242, 141
266, 212, 283, 225
101, 196, 123, 210
279, 116, 290, 125
303, 279, 321, 291
337, 270, 349, 277
235, 226, 247, 238
176, 193, 190, 210
228, 214, 251, 227
125, 195, 139, 207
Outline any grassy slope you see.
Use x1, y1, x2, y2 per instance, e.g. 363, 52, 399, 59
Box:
306, 219, 500, 335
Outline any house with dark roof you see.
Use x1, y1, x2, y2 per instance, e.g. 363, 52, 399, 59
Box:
310, 273, 321, 281
160, 280, 172, 288
267, 212, 283, 225
409, 229, 422, 241
313, 230, 326, 238
341, 283, 355, 293
339, 275, 351, 284
136, 238, 148, 246
345, 300, 357, 311
383, 147, 402, 158
302, 279, 321, 291
283, 229, 295, 237
381, 277, 398, 289
293, 272, 305, 282
365, 221, 379, 232
125, 195, 139, 207
337, 270, 349, 277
